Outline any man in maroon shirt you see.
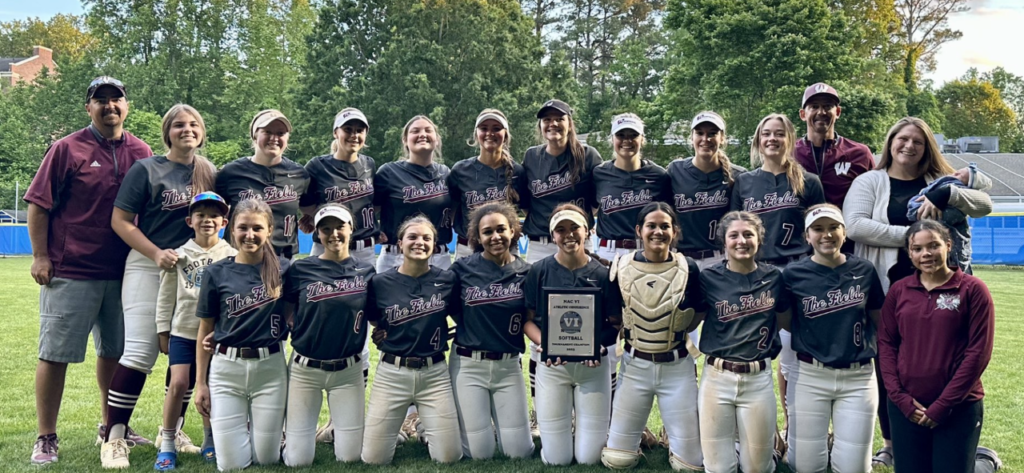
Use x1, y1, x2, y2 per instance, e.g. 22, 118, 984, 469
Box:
24, 76, 153, 465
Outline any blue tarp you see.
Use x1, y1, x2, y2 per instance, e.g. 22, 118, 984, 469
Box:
0, 225, 32, 255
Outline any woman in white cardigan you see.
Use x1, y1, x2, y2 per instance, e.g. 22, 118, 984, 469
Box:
842, 116, 993, 469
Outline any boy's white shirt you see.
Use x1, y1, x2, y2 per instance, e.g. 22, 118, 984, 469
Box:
155, 238, 238, 340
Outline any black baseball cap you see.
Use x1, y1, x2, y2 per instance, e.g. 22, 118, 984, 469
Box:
537, 99, 573, 118
86, 76, 126, 103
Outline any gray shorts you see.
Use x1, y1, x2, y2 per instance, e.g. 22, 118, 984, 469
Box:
38, 277, 124, 363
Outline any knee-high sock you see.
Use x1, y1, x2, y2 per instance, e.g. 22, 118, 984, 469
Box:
105, 365, 148, 440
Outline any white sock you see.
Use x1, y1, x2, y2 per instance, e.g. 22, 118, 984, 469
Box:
160, 428, 176, 453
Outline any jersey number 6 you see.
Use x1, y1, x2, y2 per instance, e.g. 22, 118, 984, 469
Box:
509, 313, 522, 335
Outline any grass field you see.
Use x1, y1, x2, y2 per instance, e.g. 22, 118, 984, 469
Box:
0, 257, 1020, 472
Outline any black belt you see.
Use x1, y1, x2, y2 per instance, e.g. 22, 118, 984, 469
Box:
682, 249, 717, 260
216, 343, 281, 359
706, 356, 769, 374
381, 352, 445, 369
599, 238, 638, 250
294, 354, 360, 372
624, 343, 687, 363
796, 352, 869, 370
455, 346, 517, 361
349, 237, 374, 249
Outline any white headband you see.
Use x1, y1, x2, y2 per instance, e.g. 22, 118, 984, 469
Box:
805, 206, 845, 228
549, 210, 589, 234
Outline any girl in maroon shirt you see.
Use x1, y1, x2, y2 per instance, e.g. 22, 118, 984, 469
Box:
879, 219, 994, 473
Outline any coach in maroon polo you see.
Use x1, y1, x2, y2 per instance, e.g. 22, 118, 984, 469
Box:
24, 76, 153, 465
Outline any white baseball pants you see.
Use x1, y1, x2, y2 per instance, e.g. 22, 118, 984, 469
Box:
786, 359, 877, 473
535, 357, 611, 465
608, 354, 703, 469
778, 329, 796, 378
449, 352, 534, 459
119, 249, 162, 373
208, 348, 287, 471
361, 359, 462, 464
698, 361, 777, 473
283, 356, 364, 465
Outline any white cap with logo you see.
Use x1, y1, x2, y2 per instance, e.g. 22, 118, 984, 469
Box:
334, 109, 369, 130
691, 111, 726, 131
611, 114, 644, 135
804, 206, 845, 228
314, 205, 353, 228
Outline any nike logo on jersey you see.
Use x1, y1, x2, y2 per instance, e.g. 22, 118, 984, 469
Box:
801, 286, 866, 318
715, 291, 776, 322
465, 282, 524, 306
586, 278, 598, 283
90, 160, 101, 168
433, 282, 445, 287
600, 189, 653, 214
851, 275, 864, 280
645, 179, 657, 183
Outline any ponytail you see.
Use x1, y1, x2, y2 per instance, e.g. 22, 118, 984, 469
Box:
190, 155, 216, 194
750, 113, 805, 196
716, 150, 736, 185
565, 115, 587, 188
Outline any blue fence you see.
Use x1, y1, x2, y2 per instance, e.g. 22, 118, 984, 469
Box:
4, 217, 1023, 265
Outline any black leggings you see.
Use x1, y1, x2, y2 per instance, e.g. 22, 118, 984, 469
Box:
887, 399, 983, 473
875, 356, 891, 440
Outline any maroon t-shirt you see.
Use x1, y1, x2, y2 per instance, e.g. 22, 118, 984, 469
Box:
24, 126, 153, 280
879, 269, 994, 424
794, 135, 874, 208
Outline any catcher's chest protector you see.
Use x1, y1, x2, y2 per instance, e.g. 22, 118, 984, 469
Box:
611, 251, 693, 354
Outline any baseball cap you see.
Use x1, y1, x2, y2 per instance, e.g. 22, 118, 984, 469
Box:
189, 192, 229, 215
611, 114, 644, 135
804, 205, 845, 228
333, 108, 368, 130
250, 109, 293, 139
691, 111, 726, 131
801, 82, 840, 108
475, 111, 509, 130
537, 99, 573, 118
314, 205, 353, 228
85, 76, 126, 103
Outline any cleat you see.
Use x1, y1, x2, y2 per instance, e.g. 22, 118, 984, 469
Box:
100, 438, 132, 469
315, 421, 335, 444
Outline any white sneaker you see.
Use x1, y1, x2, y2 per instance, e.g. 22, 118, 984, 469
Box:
100, 438, 131, 469
174, 429, 201, 454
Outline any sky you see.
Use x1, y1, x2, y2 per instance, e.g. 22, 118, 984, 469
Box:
2, 0, 1022, 87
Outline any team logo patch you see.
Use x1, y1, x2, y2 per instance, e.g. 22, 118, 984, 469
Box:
835, 162, 852, 176
936, 293, 961, 311
814, 83, 829, 93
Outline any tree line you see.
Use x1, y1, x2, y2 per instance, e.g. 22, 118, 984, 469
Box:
1, 0, 1023, 209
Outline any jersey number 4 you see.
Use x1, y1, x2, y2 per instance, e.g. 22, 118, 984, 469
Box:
430, 327, 443, 351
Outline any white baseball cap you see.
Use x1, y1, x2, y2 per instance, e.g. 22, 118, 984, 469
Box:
333, 108, 368, 130
475, 111, 509, 130
804, 206, 845, 228
611, 114, 644, 135
691, 111, 726, 131
314, 205, 353, 228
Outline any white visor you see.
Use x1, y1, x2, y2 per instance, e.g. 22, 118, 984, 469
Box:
611, 116, 644, 135
691, 111, 725, 131
804, 206, 845, 228
314, 206, 353, 228
475, 112, 509, 130
334, 109, 368, 130
549, 210, 589, 234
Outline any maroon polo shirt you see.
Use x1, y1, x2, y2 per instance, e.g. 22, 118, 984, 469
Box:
794, 135, 875, 208
879, 269, 994, 424
24, 126, 153, 280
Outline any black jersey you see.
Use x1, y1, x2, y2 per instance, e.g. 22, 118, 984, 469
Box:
524, 256, 621, 347
698, 262, 789, 361
667, 158, 747, 253
783, 255, 884, 365
365, 267, 458, 357
285, 256, 376, 360
592, 160, 671, 240
216, 157, 310, 257
730, 168, 825, 261
113, 155, 195, 250
300, 154, 378, 242
447, 157, 528, 237
196, 257, 286, 348
521, 144, 603, 238
451, 253, 530, 354
373, 160, 453, 244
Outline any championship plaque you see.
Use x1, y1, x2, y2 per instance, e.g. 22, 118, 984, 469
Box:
540, 287, 603, 362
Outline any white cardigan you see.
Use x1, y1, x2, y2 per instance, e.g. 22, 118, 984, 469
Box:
843, 169, 993, 292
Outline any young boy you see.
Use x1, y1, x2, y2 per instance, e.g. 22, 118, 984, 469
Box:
154, 192, 237, 471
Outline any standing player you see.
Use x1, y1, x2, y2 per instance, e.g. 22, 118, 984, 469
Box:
731, 113, 825, 438
602, 202, 705, 472
522, 203, 622, 466
154, 192, 236, 469
781, 204, 883, 473
698, 211, 789, 473
300, 108, 378, 264
193, 199, 288, 472
102, 104, 217, 468
448, 109, 527, 259
374, 115, 454, 271
26, 76, 152, 465
216, 109, 309, 266
360, 216, 462, 465
449, 203, 533, 460
283, 205, 375, 466
592, 113, 670, 262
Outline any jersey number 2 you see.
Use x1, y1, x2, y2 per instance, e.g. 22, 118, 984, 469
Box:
756, 327, 770, 350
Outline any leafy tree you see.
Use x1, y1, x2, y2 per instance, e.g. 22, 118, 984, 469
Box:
936, 78, 1020, 151
983, 67, 1024, 152
893, 0, 968, 88
0, 14, 97, 62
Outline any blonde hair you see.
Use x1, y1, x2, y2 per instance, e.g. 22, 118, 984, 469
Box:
229, 199, 282, 299
402, 115, 443, 162
609, 112, 647, 160
750, 113, 805, 196
161, 104, 215, 194
331, 107, 368, 154
690, 110, 736, 185
876, 117, 955, 179
468, 109, 519, 204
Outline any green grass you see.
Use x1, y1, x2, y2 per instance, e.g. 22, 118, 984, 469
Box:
0, 257, 1020, 472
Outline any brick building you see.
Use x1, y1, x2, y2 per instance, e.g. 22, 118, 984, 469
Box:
0, 46, 55, 87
